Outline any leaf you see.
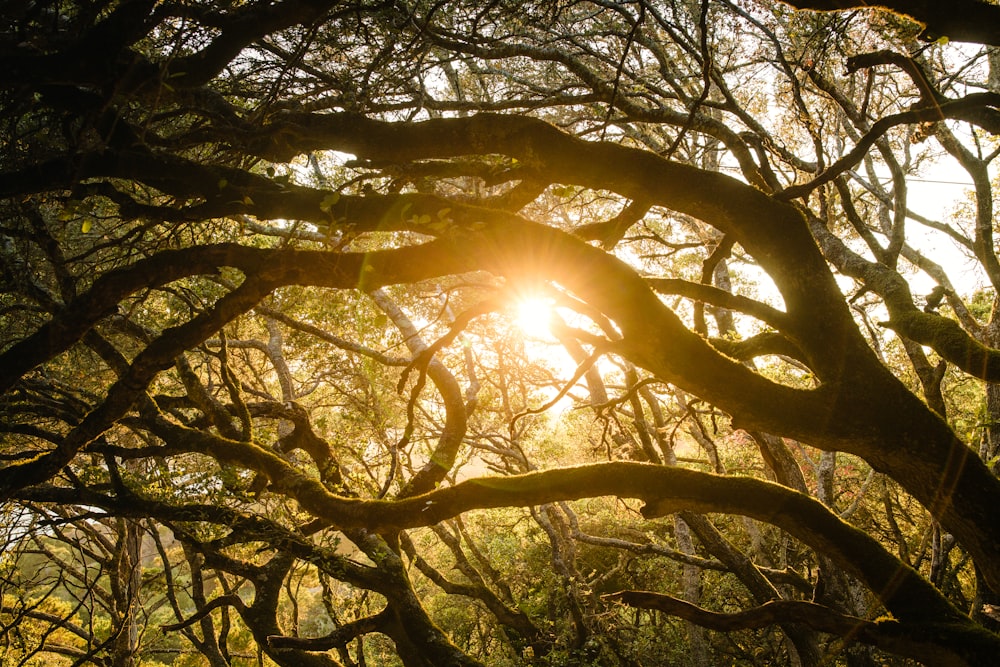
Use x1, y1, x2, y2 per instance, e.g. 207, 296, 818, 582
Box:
937, 36, 949, 45
242, 195, 254, 206
320, 192, 341, 212
81, 219, 92, 233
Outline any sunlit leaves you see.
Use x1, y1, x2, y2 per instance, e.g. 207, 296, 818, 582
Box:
319, 192, 341, 212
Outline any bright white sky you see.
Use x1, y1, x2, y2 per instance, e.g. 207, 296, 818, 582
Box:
902, 158, 988, 294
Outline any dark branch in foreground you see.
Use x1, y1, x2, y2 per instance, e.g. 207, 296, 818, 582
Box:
779, 0, 1000, 45
610, 591, 993, 666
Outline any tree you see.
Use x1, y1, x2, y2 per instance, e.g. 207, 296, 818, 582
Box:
2, 0, 1000, 664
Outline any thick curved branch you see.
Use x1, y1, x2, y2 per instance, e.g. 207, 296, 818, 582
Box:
571, 530, 811, 592
0, 239, 471, 395
778, 94, 1000, 201
645, 277, 791, 332
609, 591, 860, 633
806, 206, 1000, 382
225, 113, 872, 380
370, 289, 471, 498
575, 197, 654, 249
337, 14, 772, 189
847, 50, 1000, 135
846, 51, 941, 105
4, 114, 851, 368
708, 332, 808, 365
610, 591, 990, 666
780, 0, 1000, 46
267, 610, 388, 650
882, 312, 1000, 381
86, 430, 967, 634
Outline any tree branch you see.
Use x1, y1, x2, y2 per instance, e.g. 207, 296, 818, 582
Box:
609, 591, 988, 666
779, 0, 1000, 45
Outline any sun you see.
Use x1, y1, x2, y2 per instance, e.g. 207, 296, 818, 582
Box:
514, 296, 556, 340
508, 289, 584, 376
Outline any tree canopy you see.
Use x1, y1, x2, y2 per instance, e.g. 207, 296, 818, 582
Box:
2, 1, 1000, 665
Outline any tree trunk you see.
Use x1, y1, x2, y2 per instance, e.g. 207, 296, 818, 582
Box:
110, 519, 142, 667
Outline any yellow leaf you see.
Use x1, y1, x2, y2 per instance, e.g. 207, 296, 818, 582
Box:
320, 193, 341, 212
81, 219, 92, 233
